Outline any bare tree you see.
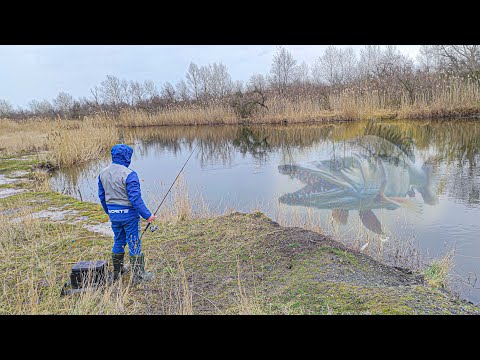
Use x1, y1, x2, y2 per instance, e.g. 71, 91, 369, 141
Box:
230, 83, 268, 119
99, 75, 125, 108
144, 80, 159, 99
420, 45, 480, 75
79, 95, 98, 114
198, 65, 212, 100
417, 45, 442, 73
29, 99, 54, 117
380, 45, 413, 77
365, 46, 415, 78
295, 61, 310, 85
312, 46, 357, 86
233, 80, 244, 94
90, 86, 101, 107
185, 62, 201, 101
120, 78, 130, 106
70, 100, 83, 119
28, 99, 40, 114
129, 80, 147, 106
358, 45, 385, 80
175, 79, 189, 101
161, 82, 176, 102
209, 62, 233, 98
247, 74, 268, 93
0, 99, 13, 117
342, 48, 358, 83
53, 92, 74, 117
386, 48, 417, 104
186, 62, 234, 101
269, 46, 298, 93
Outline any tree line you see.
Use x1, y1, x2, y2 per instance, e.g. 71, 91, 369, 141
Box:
1, 45, 479, 120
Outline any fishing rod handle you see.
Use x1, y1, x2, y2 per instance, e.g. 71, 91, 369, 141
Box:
144, 222, 151, 232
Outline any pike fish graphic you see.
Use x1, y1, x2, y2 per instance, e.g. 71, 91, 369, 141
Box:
278, 135, 438, 234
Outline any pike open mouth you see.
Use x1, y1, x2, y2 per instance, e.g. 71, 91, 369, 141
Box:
278, 164, 322, 185
278, 164, 350, 205
280, 182, 343, 203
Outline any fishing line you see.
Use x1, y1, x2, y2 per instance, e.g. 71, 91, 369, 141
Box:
139, 143, 198, 241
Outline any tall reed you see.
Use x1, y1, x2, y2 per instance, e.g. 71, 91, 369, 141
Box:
0, 119, 52, 154
46, 118, 118, 168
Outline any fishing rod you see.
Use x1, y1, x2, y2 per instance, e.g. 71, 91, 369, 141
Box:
139, 143, 198, 240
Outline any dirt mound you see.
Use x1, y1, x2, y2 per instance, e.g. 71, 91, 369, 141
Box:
132, 212, 479, 314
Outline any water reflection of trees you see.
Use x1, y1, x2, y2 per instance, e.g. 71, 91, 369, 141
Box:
362, 121, 415, 162
123, 121, 480, 165
386, 120, 480, 168
232, 128, 270, 164
444, 155, 480, 206
123, 124, 339, 167
124, 126, 234, 167
51, 157, 109, 199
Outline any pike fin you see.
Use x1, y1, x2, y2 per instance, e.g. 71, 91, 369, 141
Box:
359, 209, 383, 235
390, 197, 422, 213
377, 193, 422, 213
332, 209, 349, 224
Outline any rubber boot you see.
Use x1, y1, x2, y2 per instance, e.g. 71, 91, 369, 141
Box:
112, 252, 130, 281
130, 254, 154, 284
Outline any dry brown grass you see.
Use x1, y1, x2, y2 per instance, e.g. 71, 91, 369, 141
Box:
0, 207, 129, 314
0, 119, 52, 154
0, 117, 118, 169
397, 77, 480, 119
115, 105, 238, 127
0, 178, 203, 314
45, 118, 118, 169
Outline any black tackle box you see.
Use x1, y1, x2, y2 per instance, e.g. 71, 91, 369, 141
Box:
70, 260, 108, 289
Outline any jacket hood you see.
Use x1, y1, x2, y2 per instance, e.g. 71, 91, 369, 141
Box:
111, 144, 133, 167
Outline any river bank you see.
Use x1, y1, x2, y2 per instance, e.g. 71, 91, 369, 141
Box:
1, 152, 478, 314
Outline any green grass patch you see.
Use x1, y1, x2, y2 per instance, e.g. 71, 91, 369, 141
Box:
319, 246, 358, 264
0, 157, 38, 175
424, 259, 451, 289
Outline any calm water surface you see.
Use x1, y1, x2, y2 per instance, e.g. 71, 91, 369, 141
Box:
52, 120, 480, 304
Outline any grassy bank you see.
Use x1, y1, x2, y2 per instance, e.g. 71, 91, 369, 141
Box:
0, 153, 478, 314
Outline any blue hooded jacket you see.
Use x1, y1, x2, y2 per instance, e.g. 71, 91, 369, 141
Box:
98, 144, 152, 222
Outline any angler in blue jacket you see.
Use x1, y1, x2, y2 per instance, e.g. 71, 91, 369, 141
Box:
98, 144, 156, 283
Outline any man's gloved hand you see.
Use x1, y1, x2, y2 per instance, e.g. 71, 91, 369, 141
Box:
147, 215, 156, 223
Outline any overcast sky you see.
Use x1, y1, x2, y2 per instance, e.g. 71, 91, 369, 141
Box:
0, 45, 422, 108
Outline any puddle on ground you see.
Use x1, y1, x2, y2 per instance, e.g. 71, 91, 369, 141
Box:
83, 223, 114, 237
0, 174, 20, 185
0, 173, 30, 199
0, 188, 27, 199
8, 205, 113, 237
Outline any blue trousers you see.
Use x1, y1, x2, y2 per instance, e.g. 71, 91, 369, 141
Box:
111, 217, 142, 256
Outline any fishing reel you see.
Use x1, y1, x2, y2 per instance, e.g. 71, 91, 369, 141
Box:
150, 225, 158, 233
